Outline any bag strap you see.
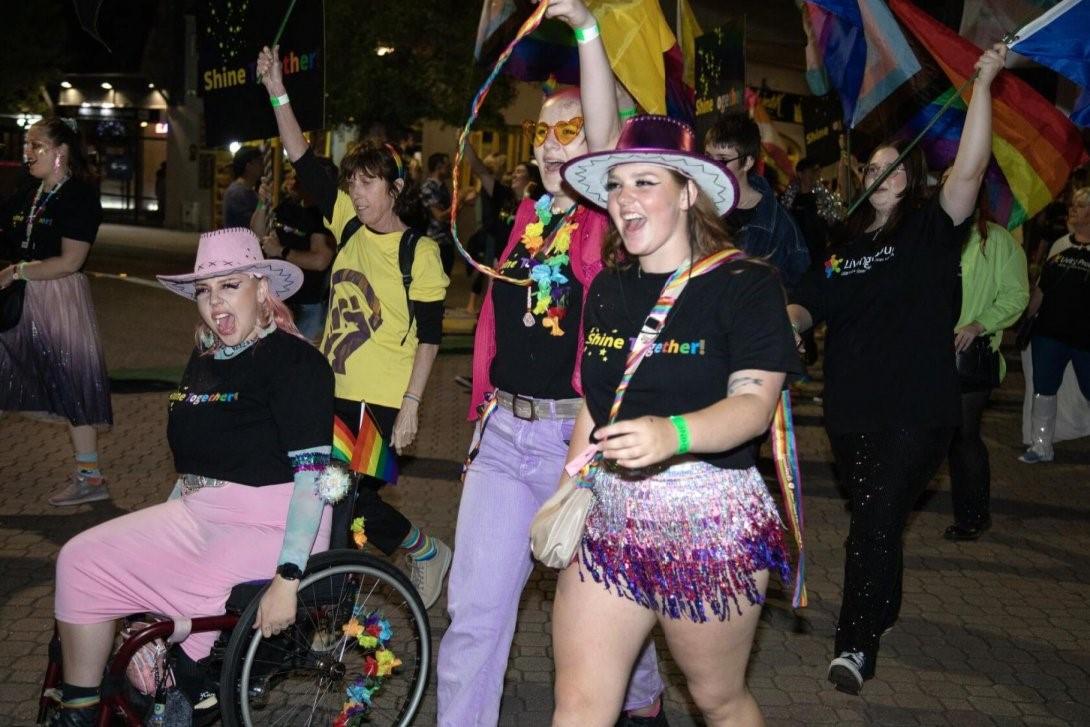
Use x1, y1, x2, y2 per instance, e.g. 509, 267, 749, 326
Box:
338, 217, 363, 252
398, 228, 422, 345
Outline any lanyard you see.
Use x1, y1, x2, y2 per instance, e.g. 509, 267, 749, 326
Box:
22, 176, 69, 250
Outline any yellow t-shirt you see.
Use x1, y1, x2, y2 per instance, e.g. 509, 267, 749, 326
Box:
321, 190, 449, 407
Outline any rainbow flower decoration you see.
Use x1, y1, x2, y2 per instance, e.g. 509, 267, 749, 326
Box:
333, 609, 401, 725
824, 254, 842, 279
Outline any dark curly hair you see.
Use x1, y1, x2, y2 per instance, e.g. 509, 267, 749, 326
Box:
339, 141, 427, 230
33, 117, 93, 182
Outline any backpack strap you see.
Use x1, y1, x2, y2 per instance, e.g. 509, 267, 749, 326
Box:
398, 228, 423, 346
338, 217, 363, 252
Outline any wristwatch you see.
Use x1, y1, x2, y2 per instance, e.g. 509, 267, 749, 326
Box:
276, 563, 303, 581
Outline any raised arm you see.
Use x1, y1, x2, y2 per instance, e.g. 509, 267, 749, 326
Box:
941, 43, 1007, 225
256, 45, 309, 164
463, 142, 497, 198
542, 0, 621, 151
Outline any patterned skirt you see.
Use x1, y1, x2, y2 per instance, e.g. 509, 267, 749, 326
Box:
0, 274, 112, 427
581, 461, 789, 623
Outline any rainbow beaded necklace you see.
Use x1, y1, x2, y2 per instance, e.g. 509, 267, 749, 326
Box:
518, 194, 579, 336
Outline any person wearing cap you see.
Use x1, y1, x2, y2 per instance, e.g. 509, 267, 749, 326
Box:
49, 228, 334, 724
223, 146, 263, 228
256, 46, 453, 611
787, 44, 1007, 694
0, 117, 112, 507
552, 114, 802, 726
437, 1, 668, 724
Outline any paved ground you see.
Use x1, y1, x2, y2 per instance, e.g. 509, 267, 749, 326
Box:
1, 225, 1089, 726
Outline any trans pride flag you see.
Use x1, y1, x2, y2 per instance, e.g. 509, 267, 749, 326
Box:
890, 0, 1088, 227
804, 0, 921, 128
474, 0, 695, 123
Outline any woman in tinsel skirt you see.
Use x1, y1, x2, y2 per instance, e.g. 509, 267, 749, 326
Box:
551, 115, 803, 726
0, 117, 112, 506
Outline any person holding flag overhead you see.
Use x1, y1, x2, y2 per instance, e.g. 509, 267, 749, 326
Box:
788, 43, 1008, 695
441, 0, 668, 724
255, 45, 453, 610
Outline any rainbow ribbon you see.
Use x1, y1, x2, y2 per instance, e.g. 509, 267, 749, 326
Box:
450, 0, 552, 286
772, 390, 807, 609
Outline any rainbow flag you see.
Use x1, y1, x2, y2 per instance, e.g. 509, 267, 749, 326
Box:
331, 408, 400, 484
889, 0, 1088, 226
805, 0, 921, 128
475, 0, 694, 123
746, 88, 796, 189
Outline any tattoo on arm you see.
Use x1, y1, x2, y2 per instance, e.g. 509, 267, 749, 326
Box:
727, 376, 765, 396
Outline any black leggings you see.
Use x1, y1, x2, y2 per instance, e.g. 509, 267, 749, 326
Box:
828, 426, 954, 678
948, 389, 992, 528
332, 399, 412, 555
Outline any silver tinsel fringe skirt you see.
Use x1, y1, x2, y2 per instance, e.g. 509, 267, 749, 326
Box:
581, 461, 789, 623
0, 274, 113, 428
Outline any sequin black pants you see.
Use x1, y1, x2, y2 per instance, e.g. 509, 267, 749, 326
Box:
948, 389, 993, 529
829, 426, 955, 678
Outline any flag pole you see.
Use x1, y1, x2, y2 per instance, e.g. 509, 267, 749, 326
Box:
272, 0, 299, 46
845, 72, 978, 217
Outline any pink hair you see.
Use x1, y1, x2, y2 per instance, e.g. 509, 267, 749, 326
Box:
195, 278, 308, 354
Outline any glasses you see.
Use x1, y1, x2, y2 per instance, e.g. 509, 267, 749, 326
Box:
863, 163, 906, 179
522, 116, 584, 147
707, 154, 742, 167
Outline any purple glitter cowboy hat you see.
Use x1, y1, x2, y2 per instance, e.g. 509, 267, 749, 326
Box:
156, 227, 303, 300
561, 115, 739, 216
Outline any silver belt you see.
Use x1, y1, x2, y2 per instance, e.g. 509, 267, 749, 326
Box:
494, 390, 582, 421
179, 473, 228, 496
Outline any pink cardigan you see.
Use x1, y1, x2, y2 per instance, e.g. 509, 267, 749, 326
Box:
468, 198, 607, 420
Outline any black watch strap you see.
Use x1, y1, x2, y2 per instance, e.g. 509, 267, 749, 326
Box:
276, 562, 303, 581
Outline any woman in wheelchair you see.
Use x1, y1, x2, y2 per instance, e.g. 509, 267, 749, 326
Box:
51, 227, 335, 724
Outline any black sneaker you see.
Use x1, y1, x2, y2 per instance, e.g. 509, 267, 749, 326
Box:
943, 519, 991, 541
614, 706, 670, 726
827, 651, 866, 695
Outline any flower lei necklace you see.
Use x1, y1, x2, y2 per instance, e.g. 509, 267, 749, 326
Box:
520, 194, 578, 336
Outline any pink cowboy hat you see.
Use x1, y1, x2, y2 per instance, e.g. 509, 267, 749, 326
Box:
156, 227, 303, 300
561, 115, 739, 216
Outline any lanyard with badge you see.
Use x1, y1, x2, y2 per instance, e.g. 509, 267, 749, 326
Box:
22, 176, 69, 250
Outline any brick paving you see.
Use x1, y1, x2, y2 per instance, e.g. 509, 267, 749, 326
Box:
1, 227, 1089, 725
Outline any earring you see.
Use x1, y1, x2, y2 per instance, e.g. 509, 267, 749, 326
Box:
53, 156, 61, 171
199, 327, 216, 349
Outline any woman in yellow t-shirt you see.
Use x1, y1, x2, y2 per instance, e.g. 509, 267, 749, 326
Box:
257, 46, 452, 610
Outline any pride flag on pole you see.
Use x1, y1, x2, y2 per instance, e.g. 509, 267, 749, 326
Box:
475, 0, 694, 122
805, 0, 921, 128
889, 0, 1088, 226
331, 407, 400, 484
746, 88, 796, 187
1009, 0, 1090, 126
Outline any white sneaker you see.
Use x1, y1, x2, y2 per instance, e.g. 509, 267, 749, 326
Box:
407, 538, 452, 610
49, 473, 110, 507
827, 651, 865, 695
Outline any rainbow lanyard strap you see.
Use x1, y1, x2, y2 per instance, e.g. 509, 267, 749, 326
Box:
589, 248, 808, 610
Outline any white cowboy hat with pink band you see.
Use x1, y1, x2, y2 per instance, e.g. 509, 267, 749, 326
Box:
156, 227, 303, 300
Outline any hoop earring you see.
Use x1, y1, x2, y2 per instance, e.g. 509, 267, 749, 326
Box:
199, 327, 216, 349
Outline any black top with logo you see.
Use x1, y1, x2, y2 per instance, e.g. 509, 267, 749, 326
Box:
1037, 243, 1090, 351
1, 177, 102, 262
790, 196, 971, 434
167, 329, 334, 486
581, 260, 801, 469
490, 218, 583, 400
274, 199, 331, 305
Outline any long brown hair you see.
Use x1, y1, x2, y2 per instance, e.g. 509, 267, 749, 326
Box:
843, 138, 931, 246
602, 169, 735, 270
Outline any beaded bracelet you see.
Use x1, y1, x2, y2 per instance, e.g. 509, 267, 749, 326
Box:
668, 415, 691, 455
574, 23, 600, 44
270, 93, 291, 108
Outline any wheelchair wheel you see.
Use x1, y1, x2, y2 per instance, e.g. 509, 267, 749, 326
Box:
218, 549, 430, 727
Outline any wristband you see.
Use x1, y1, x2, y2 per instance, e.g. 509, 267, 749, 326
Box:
403, 392, 422, 404
619, 107, 638, 121
668, 415, 691, 455
12, 262, 26, 281
270, 93, 290, 108
574, 23, 600, 44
